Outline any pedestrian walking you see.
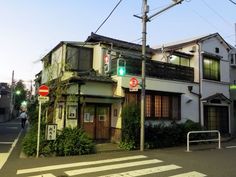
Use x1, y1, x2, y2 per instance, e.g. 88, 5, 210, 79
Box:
18, 110, 28, 129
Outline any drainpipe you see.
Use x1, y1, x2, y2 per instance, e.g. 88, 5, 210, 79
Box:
197, 42, 202, 126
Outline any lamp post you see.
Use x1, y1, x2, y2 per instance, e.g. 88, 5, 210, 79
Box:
136, 0, 184, 151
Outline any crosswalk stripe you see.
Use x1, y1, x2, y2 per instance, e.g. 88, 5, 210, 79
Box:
168, 171, 207, 177
98, 164, 182, 177
17, 155, 147, 175
65, 159, 163, 176
27, 173, 56, 177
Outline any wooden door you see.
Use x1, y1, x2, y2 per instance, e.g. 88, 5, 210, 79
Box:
96, 106, 110, 140
82, 105, 95, 139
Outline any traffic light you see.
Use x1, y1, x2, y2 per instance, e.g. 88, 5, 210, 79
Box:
117, 58, 126, 76
104, 54, 111, 74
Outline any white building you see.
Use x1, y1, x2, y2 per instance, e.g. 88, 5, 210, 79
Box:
153, 33, 233, 135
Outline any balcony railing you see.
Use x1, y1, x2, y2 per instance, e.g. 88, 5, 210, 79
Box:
111, 58, 194, 82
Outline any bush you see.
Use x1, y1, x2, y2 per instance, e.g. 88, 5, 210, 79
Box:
119, 104, 140, 150
119, 110, 204, 150
145, 120, 203, 149
54, 128, 95, 156
22, 125, 95, 157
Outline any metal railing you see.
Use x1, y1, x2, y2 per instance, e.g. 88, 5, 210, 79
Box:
187, 130, 221, 152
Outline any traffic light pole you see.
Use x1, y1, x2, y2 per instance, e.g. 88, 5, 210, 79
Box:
139, 0, 184, 151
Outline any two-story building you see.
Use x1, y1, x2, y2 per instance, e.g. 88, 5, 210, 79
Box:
153, 33, 233, 135
229, 45, 236, 135
40, 33, 198, 142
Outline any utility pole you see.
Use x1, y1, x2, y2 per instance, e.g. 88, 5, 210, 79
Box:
136, 0, 184, 151
10, 70, 14, 120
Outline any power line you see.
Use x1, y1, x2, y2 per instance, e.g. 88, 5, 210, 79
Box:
201, 0, 233, 28
94, 0, 123, 34
229, 0, 236, 5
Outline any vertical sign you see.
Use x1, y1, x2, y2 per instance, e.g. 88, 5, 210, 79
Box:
36, 85, 49, 158
46, 124, 57, 140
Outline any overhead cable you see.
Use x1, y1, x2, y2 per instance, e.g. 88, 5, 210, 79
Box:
94, 0, 123, 34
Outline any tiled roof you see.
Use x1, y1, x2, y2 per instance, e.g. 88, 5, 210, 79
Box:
86, 32, 155, 54
202, 93, 231, 103
67, 70, 116, 84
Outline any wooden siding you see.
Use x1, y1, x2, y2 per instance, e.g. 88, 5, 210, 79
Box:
111, 58, 194, 82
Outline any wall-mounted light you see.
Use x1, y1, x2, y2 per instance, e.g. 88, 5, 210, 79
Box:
188, 85, 201, 97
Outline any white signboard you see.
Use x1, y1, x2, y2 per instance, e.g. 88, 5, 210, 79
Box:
46, 124, 57, 140
38, 96, 49, 103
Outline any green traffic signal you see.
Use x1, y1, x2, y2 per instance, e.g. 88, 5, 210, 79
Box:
117, 58, 126, 76
117, 66, 126, 76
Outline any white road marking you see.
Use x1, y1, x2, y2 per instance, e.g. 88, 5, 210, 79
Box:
169, 171, 207, 177
0, 142, 13, 145
27, 173, 56, 177
99, 164, 181, 177
16, 155, 147, 175
65, 159, 162, 176
0, 130, 22, 170
6, 126, 18, 130
226, 146, 236, 149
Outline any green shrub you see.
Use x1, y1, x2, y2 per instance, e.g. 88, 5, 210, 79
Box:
22, 124, 95, 157
119, 104, 140, 150
54, 128, 95, 156
145, 120, 203, 149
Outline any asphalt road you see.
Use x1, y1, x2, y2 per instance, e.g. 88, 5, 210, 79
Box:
1, 119, 236, 177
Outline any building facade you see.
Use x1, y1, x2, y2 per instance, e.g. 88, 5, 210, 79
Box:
154, 33, 233, 135
0, 83, 11, 122
39, 32, 235, 143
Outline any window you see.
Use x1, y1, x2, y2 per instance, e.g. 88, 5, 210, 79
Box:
125, 92, 180, 120
146, 95, 151, 117
203, 56, 220, 81
43, 53, 52, 68
66, 46, 93, 71
169, 55, 190, 67
230, 54, 236, 65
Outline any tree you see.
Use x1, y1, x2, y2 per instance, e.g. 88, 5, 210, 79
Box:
14, 80, 27, 111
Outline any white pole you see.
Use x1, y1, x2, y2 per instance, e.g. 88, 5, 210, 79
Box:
36, 100, 41, 158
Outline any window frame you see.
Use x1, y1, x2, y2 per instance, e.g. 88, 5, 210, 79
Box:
203, 55, 220, 81
125, 91, 181, 120
169, 54, 190, 67
65, 45, 93, 72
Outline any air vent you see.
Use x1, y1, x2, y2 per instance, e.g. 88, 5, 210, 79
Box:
189, 46, 196, 53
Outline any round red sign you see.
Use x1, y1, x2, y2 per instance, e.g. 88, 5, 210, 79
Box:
129, 77, 139, 87
38, 85, 49, 96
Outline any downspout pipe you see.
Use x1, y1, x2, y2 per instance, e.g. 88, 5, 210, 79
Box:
197, 42, 202, 126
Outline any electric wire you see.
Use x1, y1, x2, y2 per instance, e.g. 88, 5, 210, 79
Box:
229, 0, 236, 5
201, 0, 233, 28
94, 0, 123, 34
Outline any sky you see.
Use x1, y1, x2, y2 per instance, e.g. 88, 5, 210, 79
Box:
0, 0, 235, 87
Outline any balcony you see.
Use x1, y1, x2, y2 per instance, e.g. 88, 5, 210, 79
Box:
111, 58, 194, 82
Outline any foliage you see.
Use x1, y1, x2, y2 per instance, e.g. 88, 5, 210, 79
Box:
22, 125, 95, 157
54, 128, 95, 156
119, 107, 204, 150
14, 80, 28, 111
119, 104, 140, 150
22, 122, 54, 156
145, 120, 204, 149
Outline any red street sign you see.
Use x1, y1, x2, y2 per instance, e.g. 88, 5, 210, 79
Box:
104, 54, 110, 64
38, 85, 49, 96
129, 77, 139, 87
